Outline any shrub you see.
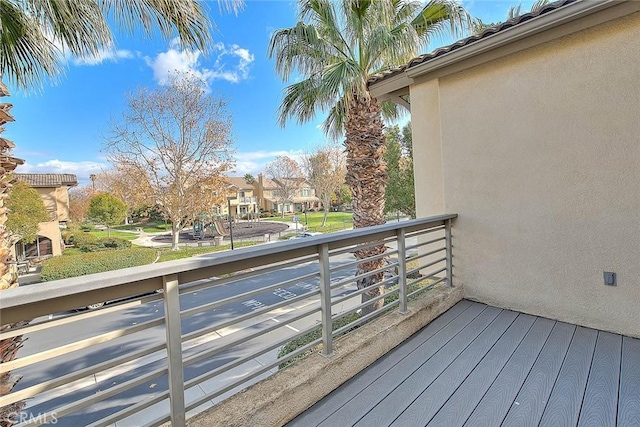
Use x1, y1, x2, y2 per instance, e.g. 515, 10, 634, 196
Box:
41, 248, 156, 281
80, 223, 96, 232
69, 232, 99, 247
79, 237, 132, 252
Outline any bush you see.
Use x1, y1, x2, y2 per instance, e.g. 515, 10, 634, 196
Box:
79, 237, 132, 252
80, 223, 96, 232
68, 232, 99, 247
41, 248, 156, 281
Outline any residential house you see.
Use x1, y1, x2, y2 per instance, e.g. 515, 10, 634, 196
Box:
13, 173, 77, 259
223, 176, 259, 217
254, 173, 320, 213
369, 0, 640, 338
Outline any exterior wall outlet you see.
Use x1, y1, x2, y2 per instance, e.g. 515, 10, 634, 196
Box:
604, 271, 616, 286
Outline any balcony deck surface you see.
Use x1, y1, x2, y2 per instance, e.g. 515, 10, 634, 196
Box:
289, 300, 640, 426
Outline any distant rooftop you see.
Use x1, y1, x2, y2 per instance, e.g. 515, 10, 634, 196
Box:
16, 173, 78, 188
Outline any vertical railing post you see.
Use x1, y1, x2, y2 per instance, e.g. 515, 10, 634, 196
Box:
163, 274, 186, 426
445, 219, 453, 287
396, 228, 408, 314
318, 243, 333, 357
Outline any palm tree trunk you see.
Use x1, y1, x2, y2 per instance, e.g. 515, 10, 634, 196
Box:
0, 79, 27, 426
344, 93, 388, 316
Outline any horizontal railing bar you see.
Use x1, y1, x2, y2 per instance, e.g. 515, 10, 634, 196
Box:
332, 287, 399, 325
406, 256, 447, 278
184, 321, 320, 394
185, 334, 323, 413
1, 214, 457, 324
16, 368, 168, 427
327, 248, 398, 275
88, 390, 169, 427
333, 299, 401, 337
0, 293, 162, 340
179, 254, 319, 295
183, 305, 322, 368
405, 236, 446, 253
0, 342, 166, 407
0, 318, 164, 374
408, 246, 446, 262
329, 260, 396, 293
181, 289, 321, 345
405, 225, 446, 239
328, 234, 398, 257
331, 274, 399, 308
180, 271, 320, 320
406, 268, 448, 290
407, 277, 448, 299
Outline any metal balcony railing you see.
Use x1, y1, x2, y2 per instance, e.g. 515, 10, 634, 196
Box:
0, 214, 456, 427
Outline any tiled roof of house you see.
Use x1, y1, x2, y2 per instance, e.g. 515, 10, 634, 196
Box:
16, 173, 78, 188
226, 176, 255, 189
368, 0, 576, 86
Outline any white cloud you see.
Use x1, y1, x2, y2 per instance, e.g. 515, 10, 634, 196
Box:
73, 47, 134, 66
16, 159, 108, 186
146, 39, 255, 87
232, 150, 305, 176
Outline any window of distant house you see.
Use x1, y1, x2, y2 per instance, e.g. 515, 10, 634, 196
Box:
302, 188, 311, 197
239, 191, 245, 198
17, 235, 53, 259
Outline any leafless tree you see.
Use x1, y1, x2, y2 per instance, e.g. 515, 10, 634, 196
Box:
105, 72, 234, 250
301, 145, 346, 226
265, 156, 302, 217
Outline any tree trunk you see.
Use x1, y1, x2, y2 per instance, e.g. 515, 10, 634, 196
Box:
0, 81, 28, 426
171, 223, 180, 251
344, 93, 388, 316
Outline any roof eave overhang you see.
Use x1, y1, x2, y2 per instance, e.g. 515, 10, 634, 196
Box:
370, 0, 633, 100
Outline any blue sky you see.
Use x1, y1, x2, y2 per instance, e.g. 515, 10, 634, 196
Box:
8, 0, 538, 186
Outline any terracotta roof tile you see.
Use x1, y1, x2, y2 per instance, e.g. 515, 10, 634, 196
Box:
368, 0, 577, 86
16, 173, 78, 188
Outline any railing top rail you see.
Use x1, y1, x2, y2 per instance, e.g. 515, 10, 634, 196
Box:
0, 214, 457, 318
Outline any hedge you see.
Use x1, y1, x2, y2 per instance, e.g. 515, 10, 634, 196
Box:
79, 237, 132, 252
41, 248, 156, 281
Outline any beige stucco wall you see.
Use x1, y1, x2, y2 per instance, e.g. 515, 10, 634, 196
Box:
411, 12, 640, 337
38, 221, 63, 257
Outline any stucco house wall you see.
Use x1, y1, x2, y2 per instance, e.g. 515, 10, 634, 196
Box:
408, 10, 640, 337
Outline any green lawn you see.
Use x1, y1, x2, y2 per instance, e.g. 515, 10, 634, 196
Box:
265, 212, 353, 233
155, 241, 259, 262
113, 223, 172, 233
89, 230, 139, 240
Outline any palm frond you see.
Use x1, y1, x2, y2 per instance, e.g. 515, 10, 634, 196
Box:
277, 76, 337, 127
0, 0, 60, 89
321, 97, 347, 140
411, 0, 472, 40
101, 0, 212, 52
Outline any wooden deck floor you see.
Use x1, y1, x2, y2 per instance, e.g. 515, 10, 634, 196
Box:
289, 300, 640, 427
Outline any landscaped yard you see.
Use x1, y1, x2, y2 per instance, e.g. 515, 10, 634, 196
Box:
265, 211, 353, 233
87, 230, 139, 240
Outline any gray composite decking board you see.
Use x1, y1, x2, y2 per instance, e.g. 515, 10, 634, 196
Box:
538, 326, 598, 427
352, 306, 504, 427
577, 331, 622, 427
463, 316, 556, 427
313, 302, 490, 427
618, 336, 640, 426
501, 321, 576, 427
426, 313, 537, 427
391, 310, 522, 426
286, 299, 475, 427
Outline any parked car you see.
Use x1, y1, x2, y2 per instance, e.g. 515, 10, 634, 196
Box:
290, 232, 323, 239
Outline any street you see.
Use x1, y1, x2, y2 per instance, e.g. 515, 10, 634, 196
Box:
15, 250, 363, 426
